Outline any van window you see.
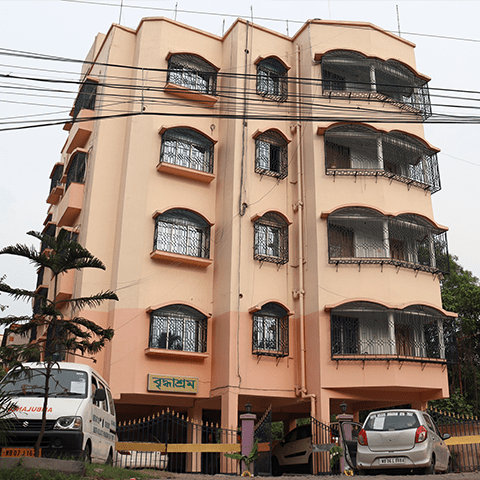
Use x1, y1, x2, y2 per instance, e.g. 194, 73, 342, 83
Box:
99, 381, 109, 413
106, 388, 115, 416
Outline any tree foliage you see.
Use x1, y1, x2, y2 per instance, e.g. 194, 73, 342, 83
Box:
439, 255, 480, 415
0, 229, 118, 456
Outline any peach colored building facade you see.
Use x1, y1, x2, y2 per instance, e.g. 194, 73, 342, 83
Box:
39, 17, 456, 430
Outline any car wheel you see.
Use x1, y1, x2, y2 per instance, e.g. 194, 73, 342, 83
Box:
83, 443, 92, 463
272, 457, 282, 477
424, 456, 435, 475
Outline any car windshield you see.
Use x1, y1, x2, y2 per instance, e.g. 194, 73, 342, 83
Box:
364, 411, 420, 431
2, 368, 88, 398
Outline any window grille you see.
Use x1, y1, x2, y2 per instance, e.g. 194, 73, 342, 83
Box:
66, 152, 87, 191
167, 54, 217, 96
331, 302, 457, 364
149, 304, 207, 353
324, 125, 441, 193
49, 164, 64, 194
72, 80, 97, 122
321, 50, 432, 119
154, 209, 210, 259
160, 128, 214, 173
256, 58, 288, 102
253, 212, 289, 265
252, 302, 289, 357
327, 207, 449, 274
255, 130, 288, 179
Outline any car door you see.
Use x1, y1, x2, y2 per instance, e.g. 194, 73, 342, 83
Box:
339, 421, 363, 470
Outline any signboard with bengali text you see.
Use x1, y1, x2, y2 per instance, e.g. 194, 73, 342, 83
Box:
147, 374, 198, 394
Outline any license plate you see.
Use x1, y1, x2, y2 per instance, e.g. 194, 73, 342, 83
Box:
1, 448, 38, 458
380, 457, 405, 465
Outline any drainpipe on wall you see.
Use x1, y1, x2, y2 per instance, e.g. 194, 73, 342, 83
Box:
293, 43, 316, 419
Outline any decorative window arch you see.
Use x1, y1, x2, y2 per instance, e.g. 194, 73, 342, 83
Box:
323, 124, 441, 193
255, 130, 288, 179
65, 151, 87, 191
160, 127, 214, 174
256, 57, 288, 102
154, 209, 210, 259
253, 212, 289, 265
326, 207, 449, 274
330, 301, 457, 364
167, 54, 217, 95
149, 304, 207, 353
252, 302, 289, 357
320, 50, 431, 119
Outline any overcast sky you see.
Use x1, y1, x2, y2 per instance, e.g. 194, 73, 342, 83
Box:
1, 0, 479, 319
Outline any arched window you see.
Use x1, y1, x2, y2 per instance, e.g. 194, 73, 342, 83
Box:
154, 209, 210, 259
253, 212, 289, 265
65, 151, 87, 191
327, 207, 449, 274
321, 50, 431, 119
167, 54, 217, 95
160, 128, 214, 173
252, 302, 289, 357
149, 304, 207, 353
331, 302, 457, 363
256, 57, 288, 101
324, 125, 441, 193
255, 130, 288, 179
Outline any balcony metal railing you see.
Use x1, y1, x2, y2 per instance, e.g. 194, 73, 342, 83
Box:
65, 152, 87, 191
325, 125, 441, 193
321, 50, 432, 119
327, 207, 449, 274
331, 302, 458, 364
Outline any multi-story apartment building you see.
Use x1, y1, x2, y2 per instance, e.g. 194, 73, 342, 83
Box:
38, 17, 457, 431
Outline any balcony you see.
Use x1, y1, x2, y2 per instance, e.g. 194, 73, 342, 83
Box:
57, 182, 84, 227
330, 302, 457, 364
46, 163, 65, 204
322, 124, 441, 193
62, 109, 93, 154
54, 269, 74, 303
325, 207, 449, 274
319, 50, 432, 119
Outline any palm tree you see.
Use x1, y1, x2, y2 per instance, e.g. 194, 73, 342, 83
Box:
0, 229, 118, 456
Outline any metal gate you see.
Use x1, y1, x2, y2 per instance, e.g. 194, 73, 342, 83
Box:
115, 409, 240, 474
311, 416, 338, 475
254, 406, 273, 476
428, 408, 480, 473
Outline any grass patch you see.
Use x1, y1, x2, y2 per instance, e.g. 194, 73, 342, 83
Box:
0, 462, 176, 480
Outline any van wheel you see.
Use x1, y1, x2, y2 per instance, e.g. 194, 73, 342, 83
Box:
83, 443, 92, 463
105, 449, 113, 466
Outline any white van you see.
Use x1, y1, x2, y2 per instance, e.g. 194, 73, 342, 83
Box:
0, 362, 116, 463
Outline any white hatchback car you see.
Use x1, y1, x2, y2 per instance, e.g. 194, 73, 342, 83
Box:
353, 409, 451, 475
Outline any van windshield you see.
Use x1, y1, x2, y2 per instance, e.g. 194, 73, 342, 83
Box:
3, 368, 88, 398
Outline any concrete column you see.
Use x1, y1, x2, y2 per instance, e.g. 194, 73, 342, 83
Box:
388, 311, 396, 355
240, 411, 257, 475
220, 389, 239, 474
186, 402, 202, 473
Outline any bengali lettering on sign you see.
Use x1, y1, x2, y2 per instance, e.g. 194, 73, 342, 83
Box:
147, 374, 198, 394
